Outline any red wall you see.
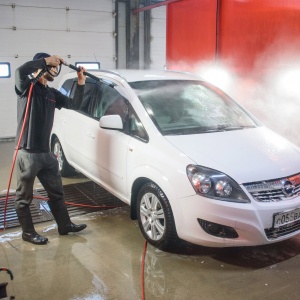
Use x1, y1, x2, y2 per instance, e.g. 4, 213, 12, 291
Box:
166, 0, 217, 67
167, 0, 300, 75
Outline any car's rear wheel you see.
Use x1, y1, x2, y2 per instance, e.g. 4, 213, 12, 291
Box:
137, 182, 179, 251
52, 137, 76, 177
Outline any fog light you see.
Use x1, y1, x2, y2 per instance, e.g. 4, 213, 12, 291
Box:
198, 219, 238, 238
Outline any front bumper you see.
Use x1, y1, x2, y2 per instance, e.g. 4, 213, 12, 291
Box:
172, 193, 300, 247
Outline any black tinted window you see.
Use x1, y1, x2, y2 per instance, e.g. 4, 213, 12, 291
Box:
79, 82, 97, 114
59, 79, 74, 96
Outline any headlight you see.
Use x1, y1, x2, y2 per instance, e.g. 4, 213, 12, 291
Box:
186, 165, 250, 203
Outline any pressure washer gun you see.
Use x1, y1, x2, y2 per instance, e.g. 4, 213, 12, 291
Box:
0, 268, 14, 299
60, 60, 115, 88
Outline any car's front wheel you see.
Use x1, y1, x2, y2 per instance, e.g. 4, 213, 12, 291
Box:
137, 182, 179, 251
52, 137, 76, 177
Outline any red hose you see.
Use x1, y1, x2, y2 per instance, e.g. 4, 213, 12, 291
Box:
2, 73, 148, 300
1, 79, 147, 298
1, 82, 120, 230
141, 240, 148, 300
1, 83, 34, 232
33, 195, 121, 209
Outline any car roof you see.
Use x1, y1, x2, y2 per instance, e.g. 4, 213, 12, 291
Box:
61, 69, 201, 84
105, 69, 200, 82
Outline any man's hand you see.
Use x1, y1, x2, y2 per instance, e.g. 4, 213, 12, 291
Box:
44, 55, 63, 67
77, 66, 87, 85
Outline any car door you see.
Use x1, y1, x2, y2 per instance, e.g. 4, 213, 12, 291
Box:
57, 80, 99, 174
66, 79, 132, 200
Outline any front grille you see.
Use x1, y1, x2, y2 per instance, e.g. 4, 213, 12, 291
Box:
265, 220, 300, 239
251, 185, 300, 202
244, 173, 300, 202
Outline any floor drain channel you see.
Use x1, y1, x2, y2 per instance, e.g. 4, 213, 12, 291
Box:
0, 181, 126, 229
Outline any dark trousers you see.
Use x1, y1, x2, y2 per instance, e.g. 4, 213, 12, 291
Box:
15, 150, 64, 209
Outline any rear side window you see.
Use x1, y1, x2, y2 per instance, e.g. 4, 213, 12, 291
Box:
59, 79, 74, 96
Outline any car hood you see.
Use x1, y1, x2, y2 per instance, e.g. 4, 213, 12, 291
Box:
164, 126, 300, 183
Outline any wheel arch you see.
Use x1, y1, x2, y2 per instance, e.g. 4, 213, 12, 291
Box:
130, 177, 151, 220
130, 175, 178, 220
50, 133, 58, 150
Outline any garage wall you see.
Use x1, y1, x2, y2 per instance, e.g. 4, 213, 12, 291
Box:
0, 0, 167, 139
166, 0, 300, 74
219, 0, 300, 74
0, 0, 116, 139
166, 0, 217, 68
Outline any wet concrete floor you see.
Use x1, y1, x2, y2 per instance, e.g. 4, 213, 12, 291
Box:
1, 140, 300, 300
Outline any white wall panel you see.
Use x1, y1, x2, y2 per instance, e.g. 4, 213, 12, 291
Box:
14, 7, 66, 30
150, 6, 166, 70
0, 5, 14, 28
0, 0, 116, 139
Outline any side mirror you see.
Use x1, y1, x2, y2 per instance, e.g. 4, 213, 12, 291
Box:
99, 115, 123, 130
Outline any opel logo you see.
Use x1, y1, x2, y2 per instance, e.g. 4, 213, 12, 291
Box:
282, 180, 295, 197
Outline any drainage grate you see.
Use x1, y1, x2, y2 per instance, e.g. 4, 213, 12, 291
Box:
0, 194, 53, 229
0, 181, 127, 229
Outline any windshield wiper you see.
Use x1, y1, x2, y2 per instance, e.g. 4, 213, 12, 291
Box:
217, 125, 256, 131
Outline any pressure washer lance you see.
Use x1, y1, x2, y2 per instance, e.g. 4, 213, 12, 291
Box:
60, 60, 115, 88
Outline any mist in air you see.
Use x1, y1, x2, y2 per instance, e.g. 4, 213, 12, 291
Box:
169, 37, 300, 147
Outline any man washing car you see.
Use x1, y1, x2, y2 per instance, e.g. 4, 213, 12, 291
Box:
14, 52, 87, 245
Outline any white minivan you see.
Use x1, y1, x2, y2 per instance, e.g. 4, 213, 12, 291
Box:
51, 69, 300, 250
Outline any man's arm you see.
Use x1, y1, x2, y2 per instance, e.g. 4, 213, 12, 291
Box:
15, 55, 66, 95
54, 83, 85, 110
15, 59, 46, 95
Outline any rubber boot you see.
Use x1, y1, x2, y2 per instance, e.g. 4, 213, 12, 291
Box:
47, 201, 87, 235
16, 207, 48, 245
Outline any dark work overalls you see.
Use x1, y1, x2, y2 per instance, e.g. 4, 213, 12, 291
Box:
14, 58, 86, 244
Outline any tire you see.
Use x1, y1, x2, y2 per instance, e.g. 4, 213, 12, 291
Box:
137, 182, 179, 251
52, 137, 76, 177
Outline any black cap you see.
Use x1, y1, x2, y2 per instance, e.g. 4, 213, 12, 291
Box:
33, 52, 51, 61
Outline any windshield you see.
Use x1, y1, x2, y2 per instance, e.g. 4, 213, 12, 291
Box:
130, 80, 259, 135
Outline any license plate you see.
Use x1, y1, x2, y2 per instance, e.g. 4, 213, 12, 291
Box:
273, 208, 300, 228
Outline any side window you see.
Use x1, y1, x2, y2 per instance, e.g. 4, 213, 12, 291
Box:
129, 107, 149, 142
88, 82, 148, 140
59, 79, 74, 96
89, 83, 128, 122
64, 79, 97, 115
79, 82, 97, 115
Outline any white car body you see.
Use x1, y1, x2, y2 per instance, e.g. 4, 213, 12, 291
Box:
51, 69, 300, 249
